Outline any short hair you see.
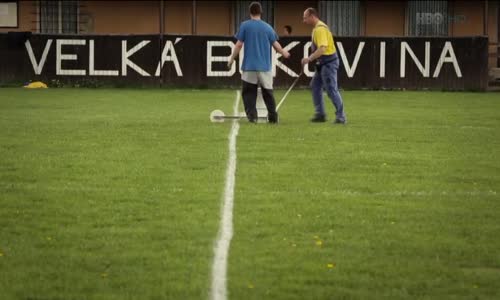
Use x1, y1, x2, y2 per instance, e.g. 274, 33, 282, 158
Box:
305, 7, 319, 18
249, 2, 262, 16
284, 25, 292, 34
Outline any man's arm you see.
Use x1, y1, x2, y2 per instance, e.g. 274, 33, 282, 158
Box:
272, 41, 290, 58
301, 46, 326, 65
227, 40, 244, 69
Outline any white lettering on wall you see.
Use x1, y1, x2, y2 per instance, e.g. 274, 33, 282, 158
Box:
155, 40, 183, 77
89, 40, 119, 76
21, 38, 466, 82
380, 41, 386, 78
25, 39, 52, 75
56, 39, 86, 76
336, 42, 365, 78
400, 41, 430, 78
272, 41, 300, 77
207, 41, 235, 77
433, 41, 462, 78
121, 40, 151, 76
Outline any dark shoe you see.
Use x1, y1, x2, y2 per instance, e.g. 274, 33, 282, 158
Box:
310, 114, 326, 123
333, 118, 347, 125
247, 113, 258, 123
268, 113, 279, 124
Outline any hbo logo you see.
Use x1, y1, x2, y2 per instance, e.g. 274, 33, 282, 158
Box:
416, 13, 445, 25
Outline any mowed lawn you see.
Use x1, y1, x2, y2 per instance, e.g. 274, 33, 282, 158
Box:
1, 88, 499, 300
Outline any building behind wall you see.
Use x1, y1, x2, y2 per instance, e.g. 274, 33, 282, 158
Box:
1, 0, 499, 72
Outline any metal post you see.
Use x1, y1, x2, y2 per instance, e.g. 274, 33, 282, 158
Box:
58, 1, 62, 33
192, 0, 197, 35
484, 0, 489, 36
449, 0, 454, 36
159, 0, 164, 36
230, 1, 234, 35
36, 0, 40, 33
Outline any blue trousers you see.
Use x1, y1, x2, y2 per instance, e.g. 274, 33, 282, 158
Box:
310, 58, 346, 121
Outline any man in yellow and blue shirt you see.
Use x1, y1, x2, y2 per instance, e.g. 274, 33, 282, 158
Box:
301, 8, 346, 124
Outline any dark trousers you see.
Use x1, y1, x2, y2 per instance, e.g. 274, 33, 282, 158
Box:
241, 80, 277, 122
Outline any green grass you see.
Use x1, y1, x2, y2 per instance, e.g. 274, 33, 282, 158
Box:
1, 88, 499, 299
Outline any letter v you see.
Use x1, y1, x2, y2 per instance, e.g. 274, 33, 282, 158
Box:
25, 39, 53, 75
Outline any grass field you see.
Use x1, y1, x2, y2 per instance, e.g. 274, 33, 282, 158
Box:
1, 88, 499, 300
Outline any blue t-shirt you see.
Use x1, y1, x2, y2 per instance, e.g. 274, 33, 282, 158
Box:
235, 19, 278, 72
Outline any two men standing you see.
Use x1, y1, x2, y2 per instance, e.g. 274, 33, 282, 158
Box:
228, 3, 346, 125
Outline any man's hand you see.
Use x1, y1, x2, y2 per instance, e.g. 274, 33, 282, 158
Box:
273, 41, 291, 59
227, 58, 234, 70
302, 46, 324, 65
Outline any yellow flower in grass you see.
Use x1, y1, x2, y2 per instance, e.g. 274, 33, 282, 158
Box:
247, 283, 254, 289
0, 251, 3, 257
327, 263, 335, 269
316, 240, 323, 247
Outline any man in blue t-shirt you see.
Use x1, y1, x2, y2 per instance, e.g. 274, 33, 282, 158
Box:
228, 2, 290, 123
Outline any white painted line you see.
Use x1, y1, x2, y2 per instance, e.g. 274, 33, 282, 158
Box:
210, 91, 240, 300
